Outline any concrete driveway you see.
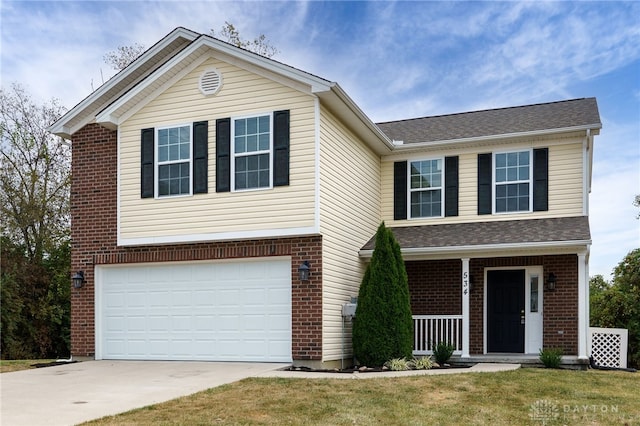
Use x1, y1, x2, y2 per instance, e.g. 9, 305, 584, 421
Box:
0, 360, 287, 426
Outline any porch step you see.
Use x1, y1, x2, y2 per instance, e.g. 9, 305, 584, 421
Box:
450, 355, 589, 370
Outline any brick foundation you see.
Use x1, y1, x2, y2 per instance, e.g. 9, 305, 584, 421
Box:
70, 124, 323, 361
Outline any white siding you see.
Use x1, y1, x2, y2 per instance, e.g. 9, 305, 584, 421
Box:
318, 107, 381, 362
119, 57, 317, 243
381, 137, 585, 226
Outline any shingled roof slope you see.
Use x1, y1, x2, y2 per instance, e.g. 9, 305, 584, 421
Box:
376, 98, 600, 144
361, 217, 590, 251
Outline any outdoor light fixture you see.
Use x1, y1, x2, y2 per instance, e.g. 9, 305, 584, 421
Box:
547, 272, 557, 291
72, 271, 85, 289
298, 261, 311, 281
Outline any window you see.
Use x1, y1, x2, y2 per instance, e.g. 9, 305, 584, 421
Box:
494, 150, 531, 213
232, 114, 272, 190
409, 159, 443, 218
157, 124, 191, 197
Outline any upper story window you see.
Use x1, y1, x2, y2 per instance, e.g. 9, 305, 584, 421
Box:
232, 114, 272, 190
410, 158, 443, 218
494, 150, 531, 213
157, 124, 192, 197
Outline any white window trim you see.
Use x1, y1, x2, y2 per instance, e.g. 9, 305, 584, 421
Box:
230, 112, 274, 192
408, 157, 444, 219
492, 149, 533, 214
154, 123, 193, 198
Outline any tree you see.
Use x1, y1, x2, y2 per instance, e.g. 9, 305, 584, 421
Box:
634, 194, 640, 219
1, 83, 70, 262
210, 21, 279, 58
353, 222, 413, 366
103, 23, 278, 72
590, 249, 640, 368
0, 83, 71, 358
103, 43, 146, 71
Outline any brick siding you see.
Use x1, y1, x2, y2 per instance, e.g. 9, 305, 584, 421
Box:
70, 124, 322, 360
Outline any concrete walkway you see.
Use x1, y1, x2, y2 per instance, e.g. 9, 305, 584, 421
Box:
0, 361, 519, 425
0, 360, 287, 426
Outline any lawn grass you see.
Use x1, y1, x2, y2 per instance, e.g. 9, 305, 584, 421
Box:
84, 368, 639, 425
0, 359, 55, 373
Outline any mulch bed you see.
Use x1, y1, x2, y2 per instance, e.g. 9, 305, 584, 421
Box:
283, 364, 471, 374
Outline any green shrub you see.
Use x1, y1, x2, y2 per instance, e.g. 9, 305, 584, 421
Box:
590, 249, 640, 369
353, 222, 413, 367
412, 356, 434, 370
385, 358, 412, 371
539, 348, 563, 368
433, 342, 455, 364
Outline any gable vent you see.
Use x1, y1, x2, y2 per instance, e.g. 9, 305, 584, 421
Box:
199, 68, 223, 96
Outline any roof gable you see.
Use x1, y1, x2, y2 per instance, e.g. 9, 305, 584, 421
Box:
49, 27, 199, 139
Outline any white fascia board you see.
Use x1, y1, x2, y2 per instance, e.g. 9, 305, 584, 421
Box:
49, 27, 199, 139
118, 226, 320, 247
358, 239, 592, 260
96, 53, 211, 126
391, 124, 603, 152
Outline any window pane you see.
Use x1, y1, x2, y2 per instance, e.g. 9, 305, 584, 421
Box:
507, 152, 518, 167
258, 115, 270, 132
246, 117, 258, 134
495, 153, 506, 168
247, 135, 258, 152
518, 166, 528, 180
235, 136, 246, 154
496, 168, 506, 183
259, 134, 270, 151
235, 120, 245, 136
169, 144, 179, 161
519, 151, 530, 165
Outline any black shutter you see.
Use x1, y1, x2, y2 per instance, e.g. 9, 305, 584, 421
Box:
445, 156, 459, 217
193, 121, 208, 194
477, 153, 492, 215
273, 110, 290, 187
533, 148, 549, 211
394, 161, 408, 220
141, 128, 154, 198
216, 118, 231, 192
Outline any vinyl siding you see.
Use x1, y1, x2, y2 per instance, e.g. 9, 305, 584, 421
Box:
318, 107, 382, 361
381, 137, 585, 226
119, 57, 317, 242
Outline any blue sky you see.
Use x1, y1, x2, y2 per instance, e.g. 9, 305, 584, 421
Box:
1, 1, 638, 278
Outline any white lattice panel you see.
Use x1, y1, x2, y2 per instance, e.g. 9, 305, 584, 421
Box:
588, 327, 628, 368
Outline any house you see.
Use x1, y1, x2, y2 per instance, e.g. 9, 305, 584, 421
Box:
50, 27, 601, 368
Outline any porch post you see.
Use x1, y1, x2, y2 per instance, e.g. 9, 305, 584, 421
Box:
577, 252, 588, 360
461, 258, 470, 358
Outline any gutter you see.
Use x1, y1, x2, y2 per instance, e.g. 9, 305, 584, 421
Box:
358, 239, 593, 259
390, 124, 602, 152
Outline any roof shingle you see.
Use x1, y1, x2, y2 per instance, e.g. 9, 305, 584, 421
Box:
361, 217, 591, 251
376, 98, 601, 144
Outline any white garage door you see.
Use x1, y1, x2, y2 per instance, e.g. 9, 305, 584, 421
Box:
96, 259, 291, 362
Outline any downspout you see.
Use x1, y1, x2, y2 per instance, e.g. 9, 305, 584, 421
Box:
583, 129, 592, 216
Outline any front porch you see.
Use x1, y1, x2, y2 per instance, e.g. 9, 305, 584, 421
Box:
407, 254, 589, 361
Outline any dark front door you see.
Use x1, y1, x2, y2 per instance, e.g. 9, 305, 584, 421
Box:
487, 269, 525, 353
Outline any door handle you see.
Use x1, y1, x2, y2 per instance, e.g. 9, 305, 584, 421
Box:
520, 309, 525, 324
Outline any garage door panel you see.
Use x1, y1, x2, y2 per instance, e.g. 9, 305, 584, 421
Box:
99, 259, 291, 362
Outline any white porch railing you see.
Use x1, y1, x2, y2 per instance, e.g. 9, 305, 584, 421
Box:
413, 315, 463, 355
